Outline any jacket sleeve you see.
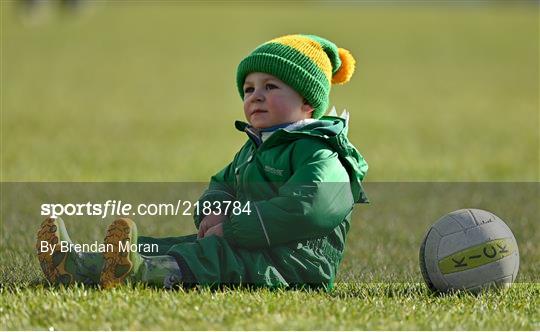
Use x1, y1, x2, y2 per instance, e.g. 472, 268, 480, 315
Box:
193, 152, 241, 229
222, 140, 355, 249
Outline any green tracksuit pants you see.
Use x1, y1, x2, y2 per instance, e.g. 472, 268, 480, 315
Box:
138, 234, 331, 289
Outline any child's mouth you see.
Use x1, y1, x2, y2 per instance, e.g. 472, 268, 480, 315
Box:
251, 109, 268, 116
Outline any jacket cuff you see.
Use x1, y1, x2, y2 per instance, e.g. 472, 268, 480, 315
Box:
193, 189, 236, 228
222, 218, 239, 247
222, 202, 270, 249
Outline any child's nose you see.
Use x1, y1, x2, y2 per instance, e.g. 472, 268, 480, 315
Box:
250, 88, 265, 102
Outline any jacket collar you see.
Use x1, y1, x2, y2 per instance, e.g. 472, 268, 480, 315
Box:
236, 120, 317, 147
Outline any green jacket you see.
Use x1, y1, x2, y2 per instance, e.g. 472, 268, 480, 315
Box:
167, 116, 368, 289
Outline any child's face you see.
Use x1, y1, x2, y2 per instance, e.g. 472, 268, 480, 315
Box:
243, 72, 313, 129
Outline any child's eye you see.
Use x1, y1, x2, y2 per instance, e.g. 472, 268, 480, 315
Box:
266, 83, 278, 90
244, 87, 254, 94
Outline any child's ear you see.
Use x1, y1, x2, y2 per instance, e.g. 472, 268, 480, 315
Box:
302, 99, 314, 115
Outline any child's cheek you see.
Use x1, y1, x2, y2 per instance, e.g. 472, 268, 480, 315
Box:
267, 99, 286, 117
243, 104, 251, 122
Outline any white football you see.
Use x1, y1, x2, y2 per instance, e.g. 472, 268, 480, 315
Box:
419, 208, 519, 293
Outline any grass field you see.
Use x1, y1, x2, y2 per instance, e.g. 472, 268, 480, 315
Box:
1, 1, 539, 330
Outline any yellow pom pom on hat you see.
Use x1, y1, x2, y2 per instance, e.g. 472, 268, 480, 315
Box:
332, 48, 356, 85
237, 34, 356, 119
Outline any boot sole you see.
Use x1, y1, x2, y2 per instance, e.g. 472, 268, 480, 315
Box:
100, 218, 136, 288
36, 217, 74, 285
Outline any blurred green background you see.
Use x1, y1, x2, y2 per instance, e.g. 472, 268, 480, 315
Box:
2, 0, 539, 285
2, 1, 538, 181
2, 4, 539, 329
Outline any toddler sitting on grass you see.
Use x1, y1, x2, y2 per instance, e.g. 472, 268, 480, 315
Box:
37, 34, 368, 290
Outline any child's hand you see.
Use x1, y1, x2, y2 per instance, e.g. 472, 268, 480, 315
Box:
203, 223, 223, 238
198, 213, 227, 239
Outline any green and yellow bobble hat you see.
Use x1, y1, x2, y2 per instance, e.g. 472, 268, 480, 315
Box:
236, 34, 356, 120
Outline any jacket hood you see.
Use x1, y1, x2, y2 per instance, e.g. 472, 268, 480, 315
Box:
235, 116, 369, 203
